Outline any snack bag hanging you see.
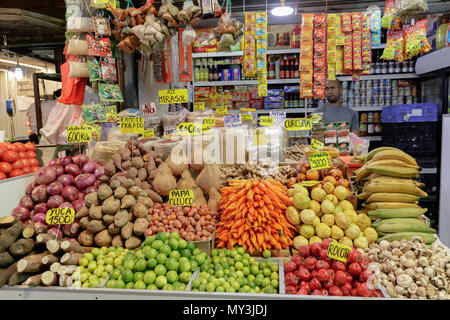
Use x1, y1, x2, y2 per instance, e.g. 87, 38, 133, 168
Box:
341, 13, 352, 32
404, 19, 432, 59
380, 30, 405, 61
87, 35, 113, 57
381, 0, 402, 30
398, 0, 428, 14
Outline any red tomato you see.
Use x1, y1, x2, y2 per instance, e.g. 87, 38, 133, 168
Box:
12, 161, 23, 170
25, 151, 37, 159
0, 149, 3, 159
2, 151, 19, 163
9, 169, 24, 177
8, 144, 18, 152
24, 142, 36, 151
0, 172, 6, 180
0, 162, 13, 174
29, 158, 39, 167
20, 159, 31, 168
30, 166, 39, 172
22, 167, 32, 174
19, 151, 27, 159
15, 143, 26, 152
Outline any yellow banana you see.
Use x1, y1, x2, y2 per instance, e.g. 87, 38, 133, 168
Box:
365, 159, 420, 169
366, 166, 419, 179
371, 150, 418, 166
363, 181, 428, 197
369, 176, 425, 188
357, 192, 371, 200
364, 147, 401, 163
355, 166, 371, 183
364, 202, 422, 210
365, 192, 419, 203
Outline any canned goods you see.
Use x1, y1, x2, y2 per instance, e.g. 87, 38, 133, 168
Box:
360, 123, 367, 136
406, 96, 413, 104
367, 124, 375, 134
399, 87, 405, 96
374, 112, 381, 122
368, 112, 374, 122
405, 87, 412, 96
374, 124, 382, 133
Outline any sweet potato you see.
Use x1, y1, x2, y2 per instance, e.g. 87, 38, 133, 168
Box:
75, 206, 89, 219
111, 153, 122, 170
77, 230, 94, 247
137, 168, 147, 181
114, 210, 130, 227
120, 195, 136, 209
0, 251, 14, 268
166, 148, 187, 176
123, 178, 134, 189
102, 196, 121, 214
146, 157, 156, 172
121, 222, 133, 240
133, 203, 148, 218
103, 214, 114, 225
121, 160, 131, 171
152, 163, 176, 196
125, 236, 141, 249
110, 179, 121, 189
141, 181, 151, 189
98, 185, 113, 200
148, 168, 158, 180
132, 148, 141, 157
126, 167, 138, 179
207, 187, 221, 212
133, 218, 149, 236
118, 147, 131, 161
111, 235, 124, 247
108, 223, 121, 235
133, 178, 142, 187
86, 220, 106, 234
79, 216, 90, 229
146, 189, 163, 203
84, 192, 99, 208
131, 157, 145, 169
104, 162, 116, 176
137, 196, 153, 208
114, 186, 127, 199
196, 164, 220, 194
89, 205, 103, 220
9, 238, 34, 257
94, 230, 113, 247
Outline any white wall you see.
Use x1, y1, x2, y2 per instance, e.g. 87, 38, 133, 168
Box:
137, 58, 169, 116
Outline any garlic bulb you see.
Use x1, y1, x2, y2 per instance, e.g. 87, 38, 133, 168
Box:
396, 274, 413, 288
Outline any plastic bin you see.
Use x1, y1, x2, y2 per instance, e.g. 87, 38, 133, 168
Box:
382, 122, 438, 153
339, 156, 364, 177
382, 103, 438, 123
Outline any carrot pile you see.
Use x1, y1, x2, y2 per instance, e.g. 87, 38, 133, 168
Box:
215, 179, 296, 253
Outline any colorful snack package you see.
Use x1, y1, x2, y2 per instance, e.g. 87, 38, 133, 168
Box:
380, 30, 405, 61
351, 12, 362, 31
314, 28, 327, 42
93, 17, 111, 36
101, 57, 117, 82
327, 14, 339, 27
353, 52, 362, 70
314, 86, 325, 100
301, 26, 313, 42
328, 64, 336, 80
300, 57, 313, 72
336, 48, 344, 74
314, 58, 326, 72
314, 14, 327, 28
302, 14, 314, 27
372, 32, 381, 46
362, 12, 371, 32
98, 83, 124, 102
327, 26, 337, 38
87, 35, 112, 57
370, 7, 382, 33
82, 103, 106, 123
404, 19, 432, 59
300, 85, 313, 99
300, 42, 314, 58
314, 73, 326, 86
300, 71, 313, 86
381, 0, 402, 30
341, 13, 352, 32
314, 42, 326, 57
327, 48, 336, 63
105, 104, 118, 122
88, 58, 101, 82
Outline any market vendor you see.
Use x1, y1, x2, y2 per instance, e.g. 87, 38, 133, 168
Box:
315, 80, 360, 135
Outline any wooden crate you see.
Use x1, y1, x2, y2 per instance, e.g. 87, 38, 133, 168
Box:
193, 230, 215, 255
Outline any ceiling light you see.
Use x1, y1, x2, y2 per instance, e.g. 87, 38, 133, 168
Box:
0, 58, 45, 70
271, 0, 294, 16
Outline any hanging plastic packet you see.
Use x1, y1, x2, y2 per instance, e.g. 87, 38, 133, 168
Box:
93, 16, 111, 36
101, 57, 118, 82
87, 34, 113, 57
67, 33, 88, 55
381, 30, 405, 61
341, 13, 352, 32
351, 12, 362, 31
88, 58, 101, 81
105, 104, 118, 122
98, 83, 124, 102
381, 0, 402, 30
68, 55, 89, 78
398, 0, 428, 13
404, 19, 432, 59
82, 103, 107, 123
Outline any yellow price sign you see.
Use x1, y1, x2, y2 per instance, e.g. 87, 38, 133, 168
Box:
120, 117, 144, 134
311, 113, 323, 124
252, 128, 268, 146
177, 122, 203, 135
194, 102, 205, 111
327, 242, 352, 263
216, 106, 228, 115
67, 126, 92, 143
259, 116, 274, 127
142, 129, 155, 139
310, 139, 324, 151
168, 190, 194, 207
158, 89, 188, 104
284, 118, 313, 131
309, 151, 331, 171
241, 114, 253, 121
295, 181, 321, 187
240, 108, 256, 112
202, 118, 215, 128
46, 208, 75, 225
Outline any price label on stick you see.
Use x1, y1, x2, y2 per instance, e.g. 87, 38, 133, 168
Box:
142, 129, 155, 139
327, 242, 352, 262
193, 102, 205, 111
120, 117, 144, 134
310, 139, 324, 151
168, 190, 194, 206
158, 89, 188, 104
259, 116, 274, 127
308, 151, 331, 170
46, 208, 75, 225
66, 126, 92, 143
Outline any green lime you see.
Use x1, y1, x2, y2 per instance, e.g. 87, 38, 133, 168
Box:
179, 271, 191, 284
147, 258, 157, 270
236, 247, 245, 255
271, 272, 279, 280
210, 249, 219, 257
215, 269, 224, 278
231, 280, 240, 290
259, 262, 266, 270
255, 286, 261, 293
88, 278, 100, 288
91, 248, 100, 257
123, 259, 135, 270
87, 262, 97, 273
200, 263, 209, 272
147, 284, 158, 290
191, 278, 201, 289
115, 279, 126, 288
104, 257, 114, 266
242, 267, 250, 276
134, 280, 147, 289
236, 271, 244, 279
216, 286, 225, 292
109, 269, 121, 280
186, 242, 195, 252
263, 268, 272, 277
261, 278, 271, 288
178, 239, 188, 249
206, 282, 216, 292
199, 283, 207, 291
121, 269, 134, 283
155, 275, 167, 288
165, 257, 179, 271
242, 258, 249, 267
145, 248, 158, 260
174, 282, 186, 291
154, 264, 167, 276
156, 253, 167, 265
181, 249, 191, 258
170, 231, 180, 240
78, 257, 88, 267
163, 284, 174, 291
125, 282, 134, 289
263, 250, 271, 258
190, 260, 198, 272
113, 257, 123, 268
169, 250, 180, 260
195, 254, 206, 265
271, 264, 279, 272
168, 238, 179, 250
249, 281, 256, 288
159, 244, 172, 257
143, 271, 156, 285
106, 279, 116, 288
156, 232, 166, 242
135, 259, 147, 272
143, 236, 155, 246
166, 270, 179, 284
179, 260, 191, 273
255, 277, 263, 286
226, 287, 236, 293
235, 261, 244, 270
271, 279, 279, 288
133, 272, 145, 283
152, 240, 164, 250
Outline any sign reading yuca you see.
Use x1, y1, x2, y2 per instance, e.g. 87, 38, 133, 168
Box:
158, 89, 188, 104
308, 151, 331, 170
310, 139, 324, 151
142, 129, 155, 138
46, 208, 75, 225
284, 118, 312, 131
168, 190, 194, 206
120, 117, 144, 134
66, 126, 92, 143
327, 242, 352, 262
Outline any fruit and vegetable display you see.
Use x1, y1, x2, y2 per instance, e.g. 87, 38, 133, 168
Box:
0, 142, 39, 180
215, 179, 296, 253
191, 247, 279, 294
283, 239, 383, 297
354, 147, 436, 243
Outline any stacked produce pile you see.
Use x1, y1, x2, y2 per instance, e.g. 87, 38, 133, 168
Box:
282, 144, 309, 162
283, 239, 383, 297
105, 232, 201, 290
0, 142, 39, 180
216, 179, 296, 254
192, 247, 279, 294
365, 238, 450, 299
354, 147, 436, 242
286, 170, 377, 250
287, 162, 352, 190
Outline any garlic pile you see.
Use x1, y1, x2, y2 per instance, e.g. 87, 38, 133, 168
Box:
365, 236, 450, 300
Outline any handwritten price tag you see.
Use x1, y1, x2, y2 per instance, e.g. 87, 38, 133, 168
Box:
253, 128, 268, 146
285, 118, 313, 131
46, 208, 75, 225
193, 102, 205, 111
241, 114, 253, 121
159, 89, 188, 104
168, 190, 194, 206
142, 129, 155, 139
177, 122, 203, 135
224, 114, 242, 128
308, 151, 331, 170
66, 126, 92, 143
310, 139, 324, 151
240, 108, 256, 113
259, 116, 274, 127
216, 106, 228, 115
120, 117, 144, 134
327, 242, 352, 263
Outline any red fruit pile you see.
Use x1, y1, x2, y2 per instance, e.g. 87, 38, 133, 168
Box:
0, 142, 39, 180
284, 239, 383, 297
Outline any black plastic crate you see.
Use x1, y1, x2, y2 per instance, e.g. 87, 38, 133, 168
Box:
382, 122, 438, 153
416, 173, 439, 195
419, 197, 439, 231
409, 153, 438, 168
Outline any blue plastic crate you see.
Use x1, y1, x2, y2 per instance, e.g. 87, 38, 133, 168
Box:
382, 103, 438, 123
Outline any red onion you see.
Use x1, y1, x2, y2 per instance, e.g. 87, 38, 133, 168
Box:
72, 199, 85, 212
82, 161, 98, 174
57, 174, 74, 186
85, 185, 98, 195
32, 213, 46, 224
31, 185, 48, 203
19, 195, 34, 209
35, 167, 57, 185
63, 222, 80, 237
60, 156, 73, 167
61, 186, 79, 202
77, 192, 84, 200
29, 210, 35, 218
72, 154, 89, 167
68, 238, 78, 242
47, 195, 64, 209
94, 166, 105, 179
26, 182, 38, 195
58, 202, 74, 209
54, 165, 64, 177
47, 182, 63, 196
47, 228, 63, 238
12, 206, 30, 221
65, 164, 81, 176
34, 203, 48, 214
74, 173, 96, 190
94, 180, 101, 188
48, 158, 61, 167
34, 221, 48, 233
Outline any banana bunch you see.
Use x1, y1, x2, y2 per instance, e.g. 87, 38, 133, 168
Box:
354, 147, 436, 243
